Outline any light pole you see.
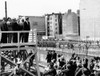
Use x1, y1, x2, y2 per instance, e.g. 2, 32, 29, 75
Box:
86, 36, 89, 57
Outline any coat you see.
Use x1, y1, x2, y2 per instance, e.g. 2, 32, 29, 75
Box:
23, 21, 30, 31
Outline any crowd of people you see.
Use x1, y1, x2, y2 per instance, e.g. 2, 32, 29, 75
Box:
0, 17, 30, 43
43, 50, 100, 76
1, 49, 36, 75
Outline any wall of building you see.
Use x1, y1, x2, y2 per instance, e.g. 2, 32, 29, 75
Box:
62, 10, 79, 37
80, 0, 100, 40
27, 16, 45, 32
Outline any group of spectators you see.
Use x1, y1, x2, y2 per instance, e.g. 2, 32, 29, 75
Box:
0, 17, 30, 43
44, 51, 100, 76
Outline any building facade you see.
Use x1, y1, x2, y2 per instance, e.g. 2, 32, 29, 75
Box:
45, 13, 62, 37
80, 0, 100, 40
62, 9, 79, 39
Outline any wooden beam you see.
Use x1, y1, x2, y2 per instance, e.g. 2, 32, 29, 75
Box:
1, 55, 17, 66
1, 46, 36, 51
21, 67, 35, 76
0, 43, 36, 47
0, 71, 11, 75
22, 52, 36, 65
0, 49, 1, 73
9, 71, 14, 76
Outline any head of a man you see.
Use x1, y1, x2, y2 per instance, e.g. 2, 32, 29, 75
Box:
25, 17, 29, 21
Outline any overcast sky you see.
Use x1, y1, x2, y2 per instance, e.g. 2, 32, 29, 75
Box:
0, 0, 80, 19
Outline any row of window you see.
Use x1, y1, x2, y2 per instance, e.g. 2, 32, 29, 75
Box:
47, 17, 58, 21
48, 26, 58, 30
47, 22, 58, 25
48, 29, 58, 34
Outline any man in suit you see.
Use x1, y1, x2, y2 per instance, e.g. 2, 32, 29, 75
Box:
12, 18, 20, 43
0, 18, 8, 43
23, 17, 30, 42
7, 17, 13, 43
19, 19, 24, 42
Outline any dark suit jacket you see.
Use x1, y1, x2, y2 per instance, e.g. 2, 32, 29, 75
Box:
0, 21, 8, 31
24, 21, 30, 31
12, 22, 20, 31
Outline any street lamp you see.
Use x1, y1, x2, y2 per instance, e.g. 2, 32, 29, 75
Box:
85, 36, 90, 57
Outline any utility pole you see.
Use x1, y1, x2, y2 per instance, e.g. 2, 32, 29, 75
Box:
5, 1, 7, 19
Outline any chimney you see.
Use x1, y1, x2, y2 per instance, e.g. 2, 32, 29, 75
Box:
68, 9, 71, 14
5, 1, 7, 19
77, 10, 80, 16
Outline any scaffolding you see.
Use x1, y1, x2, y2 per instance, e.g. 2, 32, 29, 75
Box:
0, 30, 40, 76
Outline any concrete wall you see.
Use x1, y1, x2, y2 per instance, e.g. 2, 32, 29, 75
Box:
28, 16, 45, 32
80, 0, 100, 40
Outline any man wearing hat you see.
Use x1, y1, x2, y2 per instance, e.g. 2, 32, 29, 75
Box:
23, 17, 30, 42
0, 17, 8, 43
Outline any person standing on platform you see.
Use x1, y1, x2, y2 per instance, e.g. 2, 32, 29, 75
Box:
0, 18, 8, 43
12, 18, 19, 43
23, 17, 30, 42
19, 19, 24, 42
7, 18, 13, 43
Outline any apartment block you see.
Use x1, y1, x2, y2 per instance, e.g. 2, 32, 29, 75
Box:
45, 13, 62, 37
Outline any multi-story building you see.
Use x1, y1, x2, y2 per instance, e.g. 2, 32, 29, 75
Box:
80, 0, 100, 40
62, 9, 79, 39
45, 13, 62, 37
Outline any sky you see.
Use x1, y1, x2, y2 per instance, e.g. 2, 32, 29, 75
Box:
0, 0, 80, 19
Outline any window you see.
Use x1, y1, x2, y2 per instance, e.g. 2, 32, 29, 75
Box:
50, 16, 52, 20
47, 26, 49, 29
50, 22, 52, 24
55, 19, 57, 22
55, 23, 57, 26
50, 29, 53, 32
47, 17, 49, 20
47, 22, 49, 25
55, 15, 57, 18
49, 26, 52, 29
55, 32, 58, 34
55, 27, 57, 30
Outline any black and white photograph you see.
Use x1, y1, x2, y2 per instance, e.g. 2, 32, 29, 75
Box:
0, 0, 100, 76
